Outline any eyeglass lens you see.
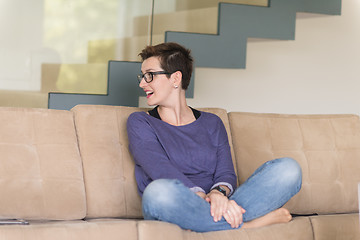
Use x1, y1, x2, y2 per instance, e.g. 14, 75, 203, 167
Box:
137, 72, 152, 83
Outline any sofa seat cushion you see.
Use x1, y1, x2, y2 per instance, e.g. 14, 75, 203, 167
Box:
0, 219, 138, 240
0, 107, 86, 220
137, 220, 185, 240
137, 217, 312, 240
229, 112, 360, 215
310, 213, 359, 240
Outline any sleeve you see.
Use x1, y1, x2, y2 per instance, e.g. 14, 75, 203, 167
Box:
211, 117, 237, 196
127, 113, 198, 193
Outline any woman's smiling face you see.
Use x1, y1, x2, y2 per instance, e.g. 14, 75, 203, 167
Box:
139, 56, 175, 106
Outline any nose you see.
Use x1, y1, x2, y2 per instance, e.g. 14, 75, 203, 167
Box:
139, 78, 146, 88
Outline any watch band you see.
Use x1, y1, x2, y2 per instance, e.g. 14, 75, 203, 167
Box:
213, 185, 227, 197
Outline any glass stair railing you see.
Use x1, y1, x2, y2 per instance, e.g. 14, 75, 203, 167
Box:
0, 0, 341, 109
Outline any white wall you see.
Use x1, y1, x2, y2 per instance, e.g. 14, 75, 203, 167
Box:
0, 0, 44, 91
143, 0, 360, 115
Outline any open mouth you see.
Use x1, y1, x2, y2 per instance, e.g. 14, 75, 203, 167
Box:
145, 91, 154, 98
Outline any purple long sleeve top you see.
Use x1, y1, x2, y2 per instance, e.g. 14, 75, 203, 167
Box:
127, 110, 237, 196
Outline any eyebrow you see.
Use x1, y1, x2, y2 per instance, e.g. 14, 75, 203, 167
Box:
141, 68, 160, 73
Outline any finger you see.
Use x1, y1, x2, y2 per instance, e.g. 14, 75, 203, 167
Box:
230, 209, 240, 228
224, 211, 235, 228
218, 200, 230, 222
214, 201, 228, 222
214, 203, 224, 222
210, 201, 220, 222
228, 201, 243, 227
228, 208, 241, 228
240, 206, 246, 213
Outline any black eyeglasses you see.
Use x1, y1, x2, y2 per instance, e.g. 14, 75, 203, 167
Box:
137, 71, 171, 84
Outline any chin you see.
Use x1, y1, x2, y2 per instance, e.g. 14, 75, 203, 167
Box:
146, 100, 157, 107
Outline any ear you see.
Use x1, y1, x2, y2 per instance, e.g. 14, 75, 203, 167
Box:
171, 70, 182, 88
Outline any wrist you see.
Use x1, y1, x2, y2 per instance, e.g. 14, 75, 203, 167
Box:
196, 191, 206, 199
211, 185, 227, 197
210, 190, 225, 197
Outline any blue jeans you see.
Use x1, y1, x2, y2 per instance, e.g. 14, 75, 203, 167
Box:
142, 157, 302, 232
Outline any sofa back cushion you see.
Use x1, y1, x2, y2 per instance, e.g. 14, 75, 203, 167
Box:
0, 107, 86, 220
229, 112, 360, 214
72, 105, 234, 218
72, 105, 143, 218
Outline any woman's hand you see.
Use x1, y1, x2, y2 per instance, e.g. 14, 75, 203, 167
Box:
195, 191, 206, 199
223, 200, 246, 228
206, 191, 228, 222
206, 191, 246, 228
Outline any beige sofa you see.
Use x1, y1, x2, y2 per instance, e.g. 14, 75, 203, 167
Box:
0, 105, 359, 240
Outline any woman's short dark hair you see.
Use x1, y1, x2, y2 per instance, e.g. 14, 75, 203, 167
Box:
139, 42, 194, 90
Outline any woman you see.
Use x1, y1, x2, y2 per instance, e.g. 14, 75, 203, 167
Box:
127, 42, 302, 232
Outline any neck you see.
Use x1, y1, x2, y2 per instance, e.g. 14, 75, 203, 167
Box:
157, 91, 195, 126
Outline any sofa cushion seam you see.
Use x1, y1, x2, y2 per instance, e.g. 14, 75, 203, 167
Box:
308, 216, 316, 240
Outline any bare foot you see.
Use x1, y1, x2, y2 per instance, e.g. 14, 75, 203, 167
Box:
242, 208, 292, 229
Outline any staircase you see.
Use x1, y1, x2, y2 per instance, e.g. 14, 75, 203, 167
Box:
49, 0, 342, 110
166, 0, 341, 69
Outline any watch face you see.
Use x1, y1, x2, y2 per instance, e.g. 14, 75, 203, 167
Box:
215, 186, 227, 196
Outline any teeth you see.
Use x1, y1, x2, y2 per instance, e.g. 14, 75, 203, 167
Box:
145, 91, 153, 96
